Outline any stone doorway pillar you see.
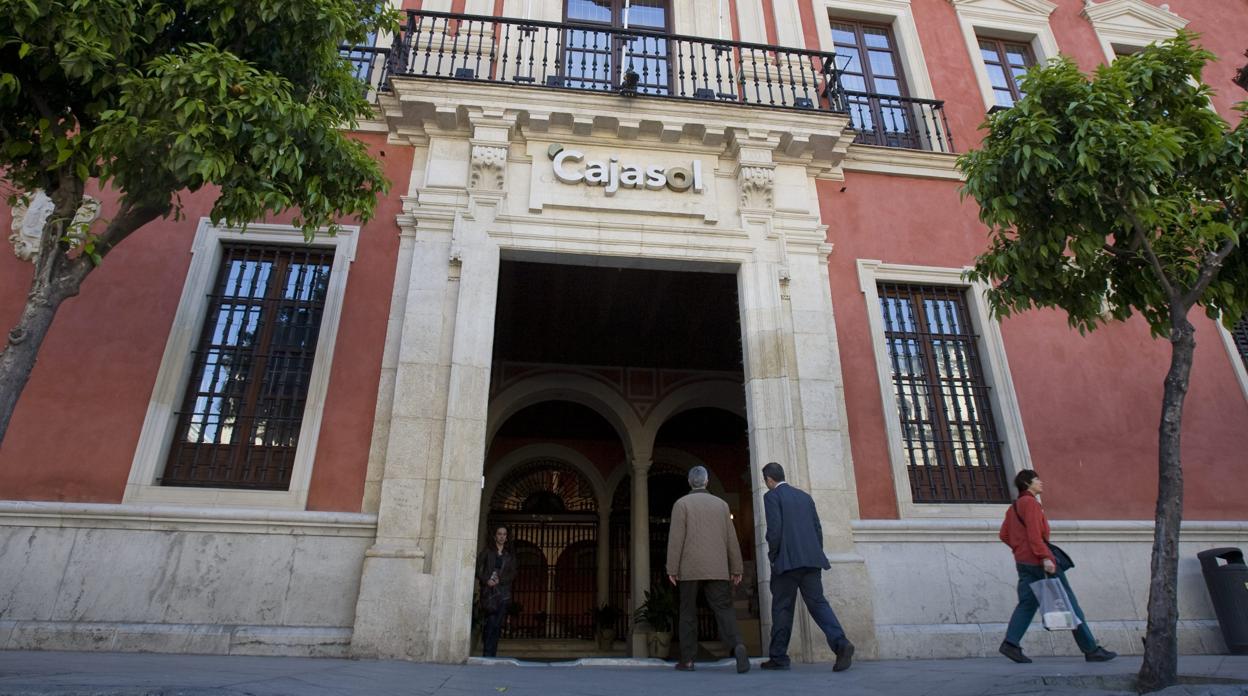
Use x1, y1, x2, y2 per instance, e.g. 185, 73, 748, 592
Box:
732, 132, 877, 662
352, 108, 514, 663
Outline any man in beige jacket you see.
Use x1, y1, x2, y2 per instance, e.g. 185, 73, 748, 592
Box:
665, 465, 749, 673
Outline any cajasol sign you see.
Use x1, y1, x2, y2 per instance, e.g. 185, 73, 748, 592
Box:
548, 144, 705, 196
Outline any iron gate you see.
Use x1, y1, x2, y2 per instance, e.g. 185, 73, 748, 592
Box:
495, 516, 598, 640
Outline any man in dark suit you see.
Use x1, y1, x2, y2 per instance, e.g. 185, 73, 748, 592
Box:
760, 461, 855, 672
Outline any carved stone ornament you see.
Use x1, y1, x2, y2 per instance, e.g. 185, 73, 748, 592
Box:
469, 145, 508, 191
9, 190, 101, 263
738, 165, 776, 210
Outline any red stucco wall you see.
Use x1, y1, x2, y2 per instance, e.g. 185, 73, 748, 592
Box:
820, 0, 1248, 521
0, 133, 410, 512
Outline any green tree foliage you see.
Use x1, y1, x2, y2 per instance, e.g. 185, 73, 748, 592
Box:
959, 33, 1246, 692
0, 0, 398, 442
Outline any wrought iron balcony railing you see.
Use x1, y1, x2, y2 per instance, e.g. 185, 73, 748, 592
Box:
340, 11, 957, 153
843, 90, 954, 153
342, 45, 388, 95
380, 9, 848, 113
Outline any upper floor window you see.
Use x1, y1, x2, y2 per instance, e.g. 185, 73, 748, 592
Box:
161, 243, 335, 490
877, 282, 1011, 504
832, 20, 923, 149
978, 37, 1033, 108
563, 0, 671, 94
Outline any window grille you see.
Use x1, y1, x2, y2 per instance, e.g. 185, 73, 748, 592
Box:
161, 243, 334, 489
877, 283, 1010, 503
1233, 317, 1248, 373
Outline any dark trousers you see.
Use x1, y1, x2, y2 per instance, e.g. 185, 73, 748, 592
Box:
1005, 563, 1098, 653
768, 567, 847, 665
678, 579, 742, 663
482, 597, 509, 657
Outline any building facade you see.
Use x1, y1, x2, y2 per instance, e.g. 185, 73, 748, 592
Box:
2, 0, 1247, 663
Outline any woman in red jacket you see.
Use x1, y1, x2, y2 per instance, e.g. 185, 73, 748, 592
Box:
998, 469, 1117, 664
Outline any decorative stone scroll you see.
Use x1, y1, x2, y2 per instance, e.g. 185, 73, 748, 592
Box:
469, 145, 508, 191
9, 190, 101, 262
738, 165, 776, 210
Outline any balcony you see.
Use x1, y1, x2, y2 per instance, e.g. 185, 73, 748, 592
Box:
343, 10, 953, 153
844, 91, 954, 154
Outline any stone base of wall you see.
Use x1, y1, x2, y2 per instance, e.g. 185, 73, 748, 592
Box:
874, 620, 1226, 661
855, 519, 1248, 661
0, 620, 352, 657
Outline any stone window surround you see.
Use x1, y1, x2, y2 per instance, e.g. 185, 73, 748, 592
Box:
1218, 323, 1248, 405
949, 0, 1060, 113
812, 0, 937, 102
1081, 0, 1188, 64
812, 0, 970, 181
856, 259, 1032, 519
124, 219, 358, 510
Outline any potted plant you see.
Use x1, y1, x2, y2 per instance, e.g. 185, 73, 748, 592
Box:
633, 585, 678, 659
590, 603, 623, 650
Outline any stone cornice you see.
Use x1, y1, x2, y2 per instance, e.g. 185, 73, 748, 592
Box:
0, 501, 378, 537
949, 0, 1057, 19
381, 77, 854, 177
843, 144, 964, 181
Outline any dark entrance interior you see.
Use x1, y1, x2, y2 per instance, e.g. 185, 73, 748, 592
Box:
481, 256, 755, 658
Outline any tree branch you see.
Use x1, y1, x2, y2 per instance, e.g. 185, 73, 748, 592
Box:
1179, 237, 1238, 309
60, 200, 168, 289
1119, 199, 1180, 303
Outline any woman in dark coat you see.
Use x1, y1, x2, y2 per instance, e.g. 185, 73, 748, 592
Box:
475, 525, 517, 657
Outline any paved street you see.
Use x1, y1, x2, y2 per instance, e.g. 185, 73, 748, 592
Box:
0, 651, 1246, 696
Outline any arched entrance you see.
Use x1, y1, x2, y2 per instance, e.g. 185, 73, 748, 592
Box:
487, 459, 600, 643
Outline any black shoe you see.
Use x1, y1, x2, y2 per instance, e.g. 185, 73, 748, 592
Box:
999, 641, 1032, 664
675, 661, 696, 671
734, 644, 750, 673
760, 659, 789, 670
1085, 647, 1117, 662
832, 641, 855, 672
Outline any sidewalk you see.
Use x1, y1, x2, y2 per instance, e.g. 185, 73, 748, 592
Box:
0, 650, 1245, 696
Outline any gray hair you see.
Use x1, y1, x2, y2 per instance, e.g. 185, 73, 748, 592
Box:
687, 466, 709, 490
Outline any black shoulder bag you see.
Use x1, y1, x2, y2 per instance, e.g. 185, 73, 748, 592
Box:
1012, 502, 1075, 572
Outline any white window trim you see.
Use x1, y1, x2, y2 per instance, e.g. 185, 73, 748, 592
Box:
1081, 0, 1187, 64
950, 0, 1060, 112
124, 218, 358, 510
813, 0, 937, 100
1218, 323, 1248, 405
857, 259, 1032, 518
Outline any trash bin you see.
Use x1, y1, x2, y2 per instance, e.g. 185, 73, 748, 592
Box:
1198, 547, 1248, 655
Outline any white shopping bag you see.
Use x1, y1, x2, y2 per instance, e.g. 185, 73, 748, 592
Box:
1029, 577, 1082, 631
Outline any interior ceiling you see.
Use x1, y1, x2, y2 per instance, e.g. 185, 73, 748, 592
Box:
492, 260, 743, 371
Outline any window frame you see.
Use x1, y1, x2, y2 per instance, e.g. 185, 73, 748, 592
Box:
561, 0, 673, 94
124, 219, 358, 510
977, 36, 1034, 108
857, 260, 1032, 518
813, 0, 937, 102
949, 0, 1059, 113
875, 281, 1012, 504
1220, 318, 1248, 405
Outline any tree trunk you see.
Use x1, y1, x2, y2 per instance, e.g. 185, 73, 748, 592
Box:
0, 253, 86, 444
1137, 306, 1195, 693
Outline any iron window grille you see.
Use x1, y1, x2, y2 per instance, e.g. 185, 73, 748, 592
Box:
1233, 317, 1248, 373
877, 283, 1010, 504
160, 243, 334, 490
